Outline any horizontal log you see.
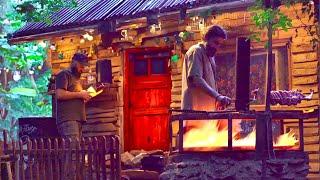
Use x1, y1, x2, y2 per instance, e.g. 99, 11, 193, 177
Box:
292, 36, 314, 44
292, 52, 318, 63
304, 136, 319, 143
82, 123, 118, 132
292, 75, 317, 85
170, 110, 316, 121
172, 81, 182, 88
170, 102, 181, 108
309, 162, 320, 172
112, 66, 121, 73
296, 99, 319, 108
171, 90, 181, 96
171, 68, 182, 74
304, 144, 320, 152
111, 56, 122, 67
86, 101, 116, 109
292, 60, 318, 69
171, 95, 181, 102
171, 75, 182, 81
291, 17, 315, 28
292, 84, 318, 93
85, 118, 118, 124
304, 132, 319, 137
292, 68, 318, 76
86, 107, 115, 114
291, 43, 315, 53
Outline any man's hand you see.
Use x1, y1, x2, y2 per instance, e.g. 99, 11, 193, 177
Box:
79, 91, 91, 102
216, 95, 231, 110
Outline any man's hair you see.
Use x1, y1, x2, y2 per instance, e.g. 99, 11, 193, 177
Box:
71, 52, 89, 66
72, 53, 88, 62
203, 25, 227, 41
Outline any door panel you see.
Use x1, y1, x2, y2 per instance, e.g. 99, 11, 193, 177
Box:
125, 48, 171, 151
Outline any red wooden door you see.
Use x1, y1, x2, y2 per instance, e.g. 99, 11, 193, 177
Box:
124, 48, 171, 151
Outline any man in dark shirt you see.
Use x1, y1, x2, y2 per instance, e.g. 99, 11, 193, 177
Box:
55, 53, 91, 140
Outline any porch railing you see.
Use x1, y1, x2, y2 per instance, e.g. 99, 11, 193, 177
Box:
1, 131, 121, 180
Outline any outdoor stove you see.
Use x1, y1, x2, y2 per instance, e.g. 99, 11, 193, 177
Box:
169, 109, 309, 153
160, 37, 316, 179
162, 109, 316, 179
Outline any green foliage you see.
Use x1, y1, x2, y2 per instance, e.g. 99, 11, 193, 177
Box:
249, 0, 293, 44
0, 0, 77, 139
14, 0, 77, 23
249, 0, 319, 49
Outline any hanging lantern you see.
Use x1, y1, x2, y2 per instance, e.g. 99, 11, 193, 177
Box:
171, 54, 179, 62
50, 44, 56, 51
87, 35, 94, 41
38, 40, 47, 48
29, 69, 34, 75
13, 71, 21, 81
3, 19, 10, 25
149, 23, 162, 34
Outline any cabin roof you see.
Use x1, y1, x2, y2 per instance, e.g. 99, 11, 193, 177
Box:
9, 0, 244, 41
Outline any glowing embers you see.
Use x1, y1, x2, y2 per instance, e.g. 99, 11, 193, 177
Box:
183, 119, 299, 151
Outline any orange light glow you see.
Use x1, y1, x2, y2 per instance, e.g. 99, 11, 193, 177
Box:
183, 120, 298, 151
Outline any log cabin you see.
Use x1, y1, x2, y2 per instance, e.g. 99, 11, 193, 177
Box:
8, 0, 319, 177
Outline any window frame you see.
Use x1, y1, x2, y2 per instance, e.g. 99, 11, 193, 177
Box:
215, 38, 292, 110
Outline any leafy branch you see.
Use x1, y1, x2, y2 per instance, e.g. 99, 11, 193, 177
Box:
249, 0, 319, 49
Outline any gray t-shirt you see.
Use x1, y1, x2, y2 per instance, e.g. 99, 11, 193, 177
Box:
55, 69, 86, 123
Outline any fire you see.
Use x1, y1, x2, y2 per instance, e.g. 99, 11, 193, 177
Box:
183, 120, 298, 151
274, 130, 298, 147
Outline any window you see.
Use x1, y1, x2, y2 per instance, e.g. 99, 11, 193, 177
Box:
215, 47, 289, 105
151, 59, 166, 74
134, 59, 148, 76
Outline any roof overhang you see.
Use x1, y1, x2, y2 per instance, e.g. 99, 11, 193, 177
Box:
9, 0, 255, 44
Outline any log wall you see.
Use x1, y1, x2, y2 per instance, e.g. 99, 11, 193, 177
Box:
47, 3, 318, 175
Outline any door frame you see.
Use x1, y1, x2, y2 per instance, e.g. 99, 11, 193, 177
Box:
123, 47, 171, 151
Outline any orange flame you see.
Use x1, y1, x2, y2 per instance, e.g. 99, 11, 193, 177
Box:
183, 120, 298, 151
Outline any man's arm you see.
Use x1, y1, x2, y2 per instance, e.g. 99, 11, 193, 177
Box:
55, 89, 89, 100
55, 71, 91, 101
189, 76, 220, 98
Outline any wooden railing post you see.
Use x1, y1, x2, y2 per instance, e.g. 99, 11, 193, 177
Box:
26, 138, 33, 180
110, 136, 115, 180
19, 140, 25, 180
87, 138, 93, 180
101, 137, 107, 180
32, 139, 40, 180
3, 133, 122, 180
39, 139, 45, 179
54, 139, 60, 180
178, 117, 184, 153
299, 119, 304, 151
80, 138, 85, 179
113, 136, 121, 180
61, 139, 66, 180
227, 114, 233, 150
47, 139, 53, 180
75, 138, 80, 180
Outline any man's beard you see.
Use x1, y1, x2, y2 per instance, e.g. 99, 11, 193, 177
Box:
206, 46, 217, 57
71, 66, 81, 78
